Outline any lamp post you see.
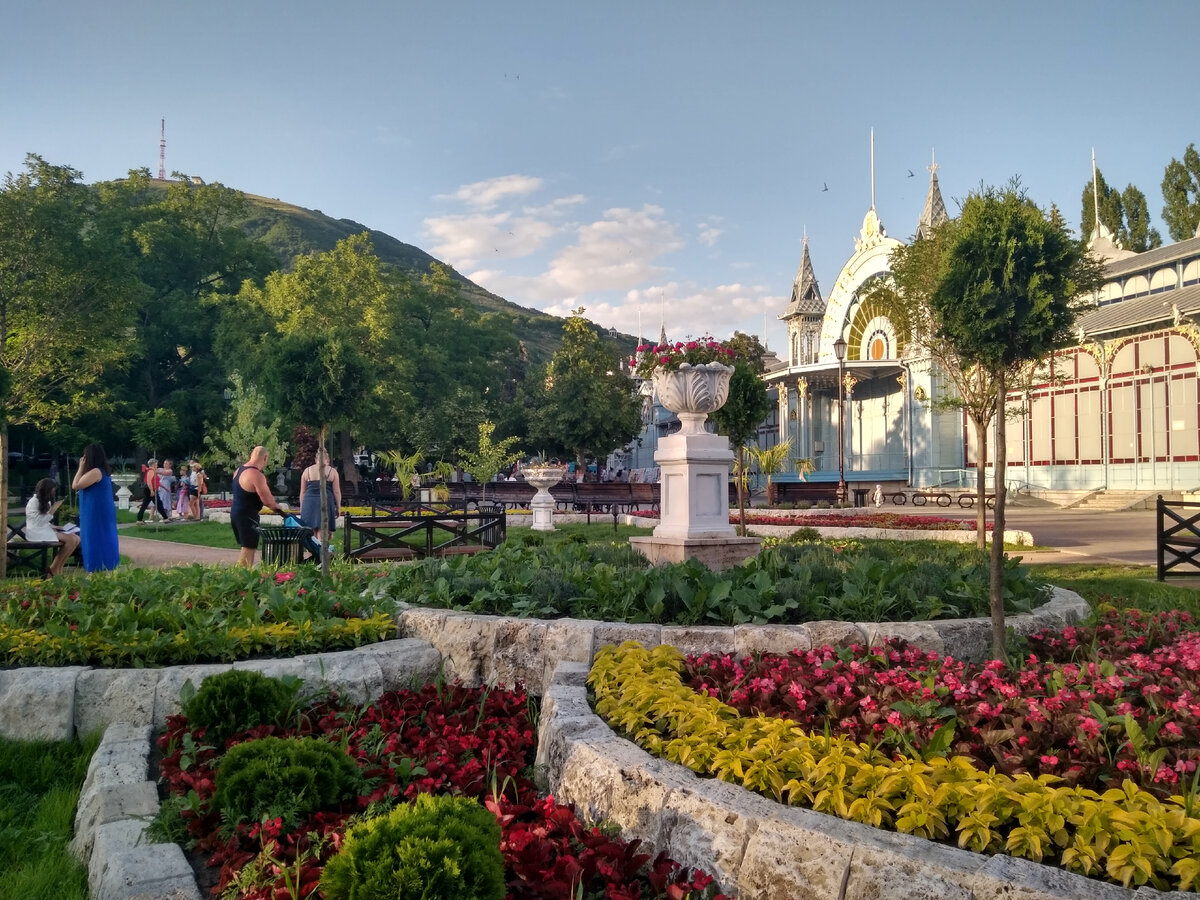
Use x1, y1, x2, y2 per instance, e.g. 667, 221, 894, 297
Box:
833, 336, 847, 505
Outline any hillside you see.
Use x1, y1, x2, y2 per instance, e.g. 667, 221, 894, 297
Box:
237, 193, 633, 365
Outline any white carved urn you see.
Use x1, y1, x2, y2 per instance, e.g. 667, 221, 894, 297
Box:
110, 472, 138, 510
524, 465, 567, 531
652, 362, 734, 434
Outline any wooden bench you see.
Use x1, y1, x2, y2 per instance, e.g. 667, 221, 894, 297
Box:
6, 522, 78, 576
773, 482, 840, 505
1157, 495, 1200, 580
343, 510, 505, 562
628, 482, 660, 511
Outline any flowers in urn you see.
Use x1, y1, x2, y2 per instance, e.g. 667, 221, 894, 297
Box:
630, 337, 736, 378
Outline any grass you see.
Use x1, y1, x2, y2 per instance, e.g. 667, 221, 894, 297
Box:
1028, 562, 1200, 617
0, 732, 100, 900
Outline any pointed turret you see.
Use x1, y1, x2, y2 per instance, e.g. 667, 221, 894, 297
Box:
915, 154, 949, 241
782, 238, 824, 319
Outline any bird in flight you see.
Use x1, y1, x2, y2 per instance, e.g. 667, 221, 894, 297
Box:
907, 169, 915, 177
822, 182, 828, 192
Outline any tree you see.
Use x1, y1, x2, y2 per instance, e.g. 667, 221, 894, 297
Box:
710, 333, 771, 535
0, 155, 139, 574
1162, 143, 1200, 242
528, 310, 642, 468
459, 421, 522, 504
923, 182, 1104, 658
203, 374, 288, 477
263, 334, 372, 574
1080, 169, 1161, 252
748, 439, 792, 507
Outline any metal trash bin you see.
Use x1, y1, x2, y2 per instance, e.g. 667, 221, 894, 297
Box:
258, 525, 316, 565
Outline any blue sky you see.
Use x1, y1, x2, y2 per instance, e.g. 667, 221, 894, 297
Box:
3, 1, 1196, 352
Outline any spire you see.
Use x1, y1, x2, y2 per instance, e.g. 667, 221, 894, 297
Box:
782, 236, 824, 319
915, 150, 948, 241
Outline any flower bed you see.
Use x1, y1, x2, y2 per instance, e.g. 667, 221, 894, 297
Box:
589, 635, 1200, 893
630, 510, 987, 531
156, 680, 726, 898
684, 607, 1200, 798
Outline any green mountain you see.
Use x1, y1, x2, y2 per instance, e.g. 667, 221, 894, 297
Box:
237, 192, 634, 365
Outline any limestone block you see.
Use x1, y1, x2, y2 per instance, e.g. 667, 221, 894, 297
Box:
353, 638, 441, 692
927, 618, 992, 662
548, 660, 591, 690
967, 853, 1131, 900
73, 781, 160, 862
592, 622, 662, 655
805, 620, 867, 651
535, 711, 614, 783
0, 666, 82, 741
74, 669, 160, 736
397, 607, 467, 645
287, 649, 381, 705
151, 663, 231, 729
858, 622, 946, 656
655, 777, 764, 891
78, 724, 151, 796
436, 619, 501, 686
540, 619, 597, 693
733, 624, 812, 658
491, 617, 545, 690
738, 815, 861, 900
230, 656, 308, 681
659, 625, 736, 660
89, 824, 201, 900
555, 734, 661, 829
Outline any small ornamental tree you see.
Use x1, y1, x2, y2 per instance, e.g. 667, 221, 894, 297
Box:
709, 332, 771, 534
459, 421, 522, 504
923, 181, 1104, 658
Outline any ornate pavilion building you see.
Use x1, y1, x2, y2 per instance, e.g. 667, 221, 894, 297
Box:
765, 165, 1200, 498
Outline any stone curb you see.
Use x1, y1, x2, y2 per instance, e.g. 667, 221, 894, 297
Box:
746, 523, 1035, 546
535, 661, 1190, 900
68, 638, 441, 900
398, 585, 1090, 695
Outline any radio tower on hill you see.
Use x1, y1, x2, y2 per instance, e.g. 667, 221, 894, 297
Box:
158, 118, 166, 181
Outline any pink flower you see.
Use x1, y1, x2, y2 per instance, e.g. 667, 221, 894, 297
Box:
1040, 754, 1058, 766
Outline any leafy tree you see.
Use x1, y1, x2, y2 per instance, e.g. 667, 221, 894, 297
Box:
1161, 143, 1200, 242
459, 421, 522, 503
1080, 169, 1161, 252
131, 409, 180, 458
0, 155, 139, 573
748, 439, 792, 507
528, 310, 642, 468
922, 182, 1104, 658
710, 332, 771, 534
203, 373, 288, 477
263, 333, 372, 573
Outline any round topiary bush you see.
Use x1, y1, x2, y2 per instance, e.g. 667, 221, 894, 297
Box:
181, 669, 300, 747
319, 793, 504, 900
214, 736, 361, 831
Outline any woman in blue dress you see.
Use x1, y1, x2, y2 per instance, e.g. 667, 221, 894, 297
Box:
71, 443, 120, 572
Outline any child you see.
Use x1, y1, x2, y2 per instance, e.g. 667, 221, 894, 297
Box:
175, 470, 190, 520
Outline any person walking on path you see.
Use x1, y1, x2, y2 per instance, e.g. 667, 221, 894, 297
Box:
72, 443, 120, 572
137, 458, 168, 522
24, 478, 80, 576
230, 445, 288, 567
188, 460, 207, 521
158, 460, 178, 521
299, 448, 342, 546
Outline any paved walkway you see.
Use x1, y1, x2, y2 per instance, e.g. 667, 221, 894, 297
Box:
112, 503, 1180, 571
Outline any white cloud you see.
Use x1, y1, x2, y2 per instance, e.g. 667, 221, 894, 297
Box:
523, 194, 587, 216
545, 205, 684, 294
439, 174, 543, 210
698, 226, 722, 247
621, 282, 785, 343
422, 212, 558, 269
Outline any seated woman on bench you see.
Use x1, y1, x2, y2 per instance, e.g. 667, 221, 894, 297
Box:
25, 478, 81, 576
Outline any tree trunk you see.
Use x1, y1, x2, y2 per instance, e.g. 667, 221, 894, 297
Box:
736, 446, 747, 536
318, 424, 330, 578
338, 430, 360, 489
972, 415, 989, 550
989, 373, 1008, 660
0, 423, 8, 579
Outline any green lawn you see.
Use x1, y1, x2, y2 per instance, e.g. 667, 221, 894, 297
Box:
0, 733, 99, 900
1028, 562, 1200, 617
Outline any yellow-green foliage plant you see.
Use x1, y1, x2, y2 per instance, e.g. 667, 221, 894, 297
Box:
588, 642, 1200, 892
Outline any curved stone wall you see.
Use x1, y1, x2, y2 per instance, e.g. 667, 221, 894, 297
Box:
536, 662, 1174, 900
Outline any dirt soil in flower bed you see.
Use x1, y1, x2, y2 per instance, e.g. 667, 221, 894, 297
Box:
686, 607, 1199, 798
155, 682, 727, 899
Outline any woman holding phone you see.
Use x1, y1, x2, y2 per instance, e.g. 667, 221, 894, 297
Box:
24, 478, 81, 576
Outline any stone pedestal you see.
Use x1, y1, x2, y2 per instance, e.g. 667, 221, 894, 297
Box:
525, 466, 566, 532
111, 474, 137, 511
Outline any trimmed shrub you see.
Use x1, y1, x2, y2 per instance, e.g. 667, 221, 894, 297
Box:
214, 736, 361, 831
181, 669, 300, 747
319, 793, 504, 900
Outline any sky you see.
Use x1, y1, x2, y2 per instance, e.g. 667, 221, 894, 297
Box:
3, 0, 1197, 353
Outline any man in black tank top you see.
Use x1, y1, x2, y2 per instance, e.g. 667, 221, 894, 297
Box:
230, 445, 287, 567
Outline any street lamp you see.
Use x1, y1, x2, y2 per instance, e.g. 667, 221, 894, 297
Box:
833, 336, 847, 505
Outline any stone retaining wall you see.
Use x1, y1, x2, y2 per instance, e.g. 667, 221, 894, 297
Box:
398, 586, 1088, 696
536, 662, 1186, 900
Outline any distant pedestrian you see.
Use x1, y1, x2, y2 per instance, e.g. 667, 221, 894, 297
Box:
188, 461, 207, 520
158, 460, 177, 520
72, 443, 119, 572
137, 458, 168, 522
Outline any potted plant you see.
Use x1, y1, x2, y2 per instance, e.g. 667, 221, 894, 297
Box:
631, 337, 737, 432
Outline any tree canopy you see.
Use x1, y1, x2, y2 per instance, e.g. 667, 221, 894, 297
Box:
1080, 168, 1162, 252
1162, 143, 1200, 242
